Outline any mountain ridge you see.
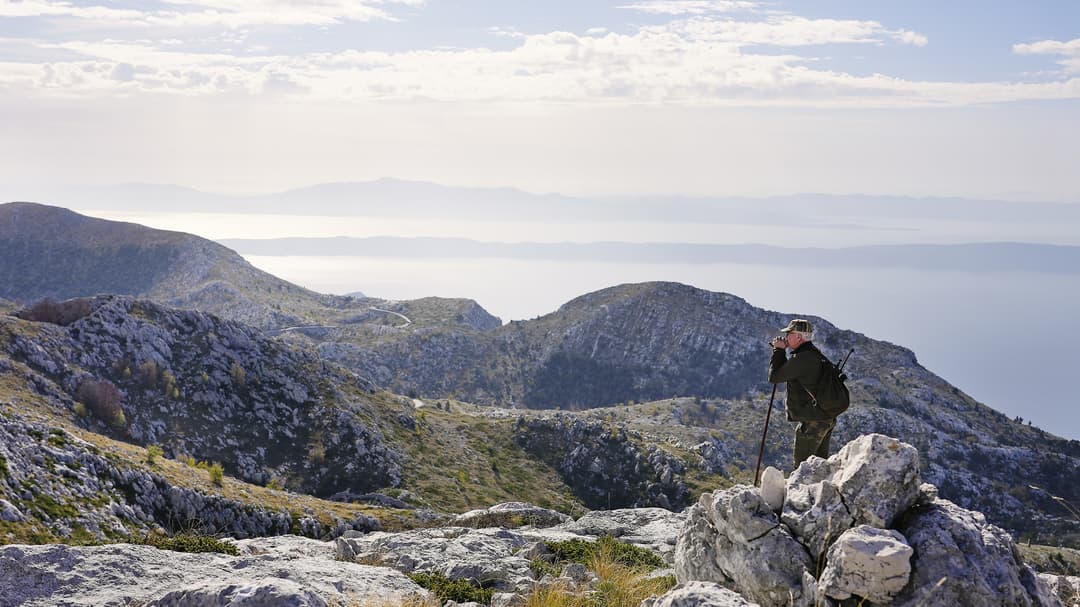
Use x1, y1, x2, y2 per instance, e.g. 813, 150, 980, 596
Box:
0, 203, 1077, 549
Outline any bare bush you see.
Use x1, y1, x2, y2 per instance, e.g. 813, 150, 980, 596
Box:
18, 298, 94, 326
77, 378, 126, 428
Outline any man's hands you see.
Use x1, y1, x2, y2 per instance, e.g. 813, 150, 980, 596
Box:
770, 335, 788, 350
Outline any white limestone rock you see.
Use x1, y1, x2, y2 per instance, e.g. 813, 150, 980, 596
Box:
674, 487, 812, 607
149, 579, 327, 607
0, 537, 428, 607
892, 499, 1063, 607
453, 502, 571, 529
0, 499, 24, 522
336, 526, 536, 590
759, 467, 785, 513
786, 434, 920, 528
1038, 574, 1080, 607
558, 507, 685, 563
649, 581, 761, 607
817, 525, 912, 604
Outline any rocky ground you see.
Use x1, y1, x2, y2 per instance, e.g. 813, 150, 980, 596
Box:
3, 435, 1078, 607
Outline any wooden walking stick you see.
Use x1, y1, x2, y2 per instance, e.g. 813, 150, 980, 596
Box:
754, 384, 778, 487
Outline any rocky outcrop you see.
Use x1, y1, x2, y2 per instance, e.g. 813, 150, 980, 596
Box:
0, 536, 427, 607
674, 434, 1063, 607
2, 296, 402, 497
335, 506, 685, 594
0, 405, 379, 542
513, 414, 689, 509
1040, 574, 1080, 607
1, 437, 1070, 607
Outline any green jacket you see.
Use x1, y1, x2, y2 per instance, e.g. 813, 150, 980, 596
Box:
769, 342, 832, 422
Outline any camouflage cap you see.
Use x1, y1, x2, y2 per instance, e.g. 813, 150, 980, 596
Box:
780, 319, 813, 334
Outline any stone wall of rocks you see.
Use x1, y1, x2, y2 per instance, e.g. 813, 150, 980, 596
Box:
674, 433, 1064, 607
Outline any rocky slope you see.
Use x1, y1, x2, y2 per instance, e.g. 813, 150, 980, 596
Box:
1, 290, 1078, 549
300, 281, 1080, 546
3, 436, 1078, 607
1, 295, 405, 497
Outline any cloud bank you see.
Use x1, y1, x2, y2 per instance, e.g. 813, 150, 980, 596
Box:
0, 3, 1076, 108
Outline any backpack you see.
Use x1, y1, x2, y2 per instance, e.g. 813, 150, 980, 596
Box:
803, 353, 851, 417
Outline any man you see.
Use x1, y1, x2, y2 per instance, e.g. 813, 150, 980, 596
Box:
768, 318, 836, 469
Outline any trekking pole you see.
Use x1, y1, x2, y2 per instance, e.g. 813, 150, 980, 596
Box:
838, 348, 854, 373
754, 384, 778, 487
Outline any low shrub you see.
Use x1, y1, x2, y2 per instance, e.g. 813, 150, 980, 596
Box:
17, 298, 94, 326
135, 532, 239, 556
407, 572, 494, 605
207, 462, 224, 486
145, 445, 164, 466
76, 379, 126, 428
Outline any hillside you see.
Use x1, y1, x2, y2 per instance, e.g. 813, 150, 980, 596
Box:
1, 205, 1077, 549
288, 281, 1080, 546
0, 294, 1077, 549
0, 202, 499, 334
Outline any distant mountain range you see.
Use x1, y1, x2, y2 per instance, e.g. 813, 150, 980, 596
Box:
218, 236, 1080, 274
0, 202, 1077, 548
6, 179, 1080, 227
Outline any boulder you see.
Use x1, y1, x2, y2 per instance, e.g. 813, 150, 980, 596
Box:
453, 502, 571, 529
0, 499, 23, 523
649, 581, 761, 607
674, 487, 812, 607
786, 433, 919, 520
892, 499, 1062, 607
673, 433, 1065, 607
816, 525, 912, 603
759, 467, 785, 513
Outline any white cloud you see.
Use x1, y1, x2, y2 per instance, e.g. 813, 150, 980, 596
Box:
0, 0, 422, 27
1, 7, 1076, 108
617, 1, 757, 15
659, 15, 927, 47
1014, 38, 1080, 74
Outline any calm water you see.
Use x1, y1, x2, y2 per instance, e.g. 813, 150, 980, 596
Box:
247, 255, 1080, 441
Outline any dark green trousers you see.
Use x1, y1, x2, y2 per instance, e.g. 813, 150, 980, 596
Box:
793, 419, 836, 469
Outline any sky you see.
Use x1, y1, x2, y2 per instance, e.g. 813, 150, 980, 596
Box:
1, 0, 1079, 199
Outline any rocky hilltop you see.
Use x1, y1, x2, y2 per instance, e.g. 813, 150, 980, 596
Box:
2, 435, 1078, 607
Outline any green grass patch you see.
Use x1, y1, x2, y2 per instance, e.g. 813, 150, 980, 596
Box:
134, 532, 240, 556
407, 572, 494, 605
0, 454, 7, 479
47, 428, 68, 447
29, 493, 80, 519
546, 536, 665, 571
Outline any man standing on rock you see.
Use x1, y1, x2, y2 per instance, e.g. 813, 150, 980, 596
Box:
768, 319, 837, 469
